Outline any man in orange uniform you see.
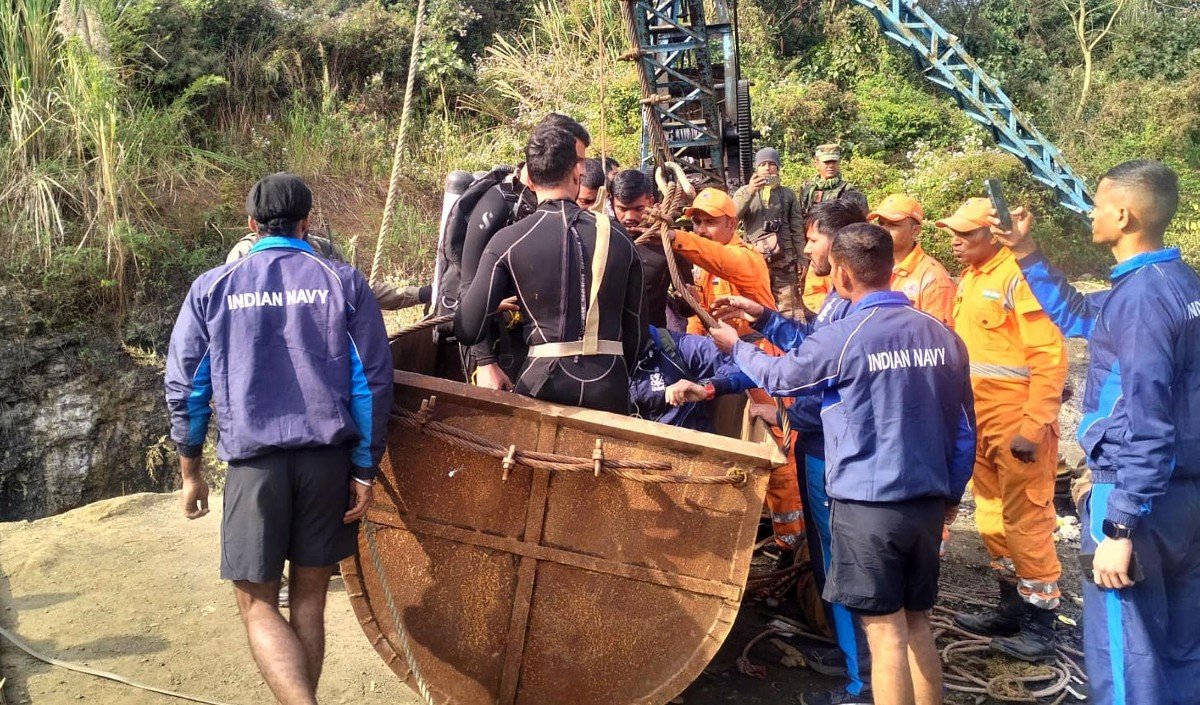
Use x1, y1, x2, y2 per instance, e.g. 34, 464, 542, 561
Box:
670, 189, 775, 336
938, 198, 1067, 662
667, 188, 803, 554
869, 194, 955, 327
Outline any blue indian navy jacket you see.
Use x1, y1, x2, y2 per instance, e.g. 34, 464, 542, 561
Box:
629, 327, 754, 431
1019, 247, 1200, 528
754, 291, 853, 457
732, 291, 976, 503
164, 236, 393, 481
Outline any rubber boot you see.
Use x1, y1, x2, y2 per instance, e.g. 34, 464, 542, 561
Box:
991, 603, 1057, 663
953, 578, 1021, 637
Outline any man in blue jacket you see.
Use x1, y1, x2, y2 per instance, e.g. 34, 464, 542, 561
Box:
629, 326, 754, 431
165, 173, 393, 705
995, 160, 1200, 705
704, 223, 976, 705
715, 199, 869, 705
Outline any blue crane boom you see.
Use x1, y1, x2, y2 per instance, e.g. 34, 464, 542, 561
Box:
851, 0, 1093, 215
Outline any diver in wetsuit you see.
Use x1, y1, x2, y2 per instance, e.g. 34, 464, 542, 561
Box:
454, 124, 645, 414
457, 114, 593, 391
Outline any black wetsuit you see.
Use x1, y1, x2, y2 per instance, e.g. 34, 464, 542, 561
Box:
457, 175, 538, 379
454, 199, 645, 414
633, 240, 694, 329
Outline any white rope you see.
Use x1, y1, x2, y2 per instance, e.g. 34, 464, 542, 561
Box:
0, 624, 237, 705
363, 0, 427, 284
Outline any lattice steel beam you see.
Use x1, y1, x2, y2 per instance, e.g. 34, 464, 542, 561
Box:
853, 0, 1093, 216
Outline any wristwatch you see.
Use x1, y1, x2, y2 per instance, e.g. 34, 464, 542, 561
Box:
700, 379, 717, 401
1102, 519, 1132, 540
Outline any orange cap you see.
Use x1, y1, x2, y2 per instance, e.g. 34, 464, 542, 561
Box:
869, 194, 924, 225
935, 197, 994, 233
684, 188, 738, 222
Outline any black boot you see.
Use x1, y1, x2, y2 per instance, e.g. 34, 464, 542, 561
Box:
992, 603, 1057, 663
954, 578, 1021, 637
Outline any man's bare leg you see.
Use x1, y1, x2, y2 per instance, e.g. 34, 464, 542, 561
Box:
904, 610, 943, 705
861, 611, 916, 705
288, 564, 335, 691
233, 580, 316, 705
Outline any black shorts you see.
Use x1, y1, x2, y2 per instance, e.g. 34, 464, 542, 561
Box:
823, 497, 944, 615
220, 446, 359, 583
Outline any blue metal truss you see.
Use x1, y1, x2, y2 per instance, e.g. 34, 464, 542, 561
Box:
627, 0, 736, 185
851, 0, 1094, 216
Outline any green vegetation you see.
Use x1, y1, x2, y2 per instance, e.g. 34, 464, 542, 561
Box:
1, 0, 1197, 335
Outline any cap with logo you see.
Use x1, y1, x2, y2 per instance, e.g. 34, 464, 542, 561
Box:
934, 197, 995, 233
247, 172, 313, 228
868, 194, 925, 225
814, 143, 842, 162
683, 188, 739, 222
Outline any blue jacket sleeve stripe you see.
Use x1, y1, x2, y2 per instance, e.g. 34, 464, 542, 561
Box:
1018, 251, 1098, 340
186, 352, 213, 447
347, 334, 374, 469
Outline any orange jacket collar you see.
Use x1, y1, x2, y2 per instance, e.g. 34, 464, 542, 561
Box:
893, 243, 927, 277
972, 246, 1015, 275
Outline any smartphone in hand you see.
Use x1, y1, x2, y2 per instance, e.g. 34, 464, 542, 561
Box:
985, 179, 1013, 232
1079, 550, 1146, 585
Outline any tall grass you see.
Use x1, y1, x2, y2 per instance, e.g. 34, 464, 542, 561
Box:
0, 0, 233, 309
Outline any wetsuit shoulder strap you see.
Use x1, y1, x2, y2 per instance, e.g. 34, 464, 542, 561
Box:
582, 212, 612, 355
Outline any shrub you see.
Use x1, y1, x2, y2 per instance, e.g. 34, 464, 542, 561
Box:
899, 137, 1105, 275
753, 78, 858, 165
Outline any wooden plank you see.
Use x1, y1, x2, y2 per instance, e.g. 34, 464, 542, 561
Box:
495, 413, 560, 705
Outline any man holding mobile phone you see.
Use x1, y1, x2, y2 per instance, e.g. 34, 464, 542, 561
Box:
734, 148, 807, 318
937, 197, 1069, 664
994, 160, 1200, 705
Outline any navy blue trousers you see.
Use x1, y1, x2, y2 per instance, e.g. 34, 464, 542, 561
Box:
1081, 480, 1200, 705
802, 453, 870, 696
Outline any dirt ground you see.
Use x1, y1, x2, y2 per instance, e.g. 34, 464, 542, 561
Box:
0, 493, 418, 705
0, 490, 1084, 705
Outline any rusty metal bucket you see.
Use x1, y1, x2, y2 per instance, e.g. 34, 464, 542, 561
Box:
343, 328, 782, 705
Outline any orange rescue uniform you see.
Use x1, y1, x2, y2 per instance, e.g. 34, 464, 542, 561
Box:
671, 229, 775, 337
892, 243, 956, 327
671, 228, 802, 548
800, 271, 831, 320
954, 247, 1067, 600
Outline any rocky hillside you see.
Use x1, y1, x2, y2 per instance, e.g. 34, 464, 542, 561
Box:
0, 291, 175, 521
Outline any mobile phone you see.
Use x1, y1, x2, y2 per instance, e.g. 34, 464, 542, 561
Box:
766, 175, 781, 188
1079, 550, 1145, 585
985, 179, 1013, 232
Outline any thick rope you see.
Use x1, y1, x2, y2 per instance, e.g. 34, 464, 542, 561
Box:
618, 1, 670, 166
392, 406, 747, 485
0, 624, 236, 705
734, 601, 1084, 701
365, 0, 427, 285
394, 314, 454, 338
363, 520, 437, 705
594, 0, 609, 167
637, 170, 716, 330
